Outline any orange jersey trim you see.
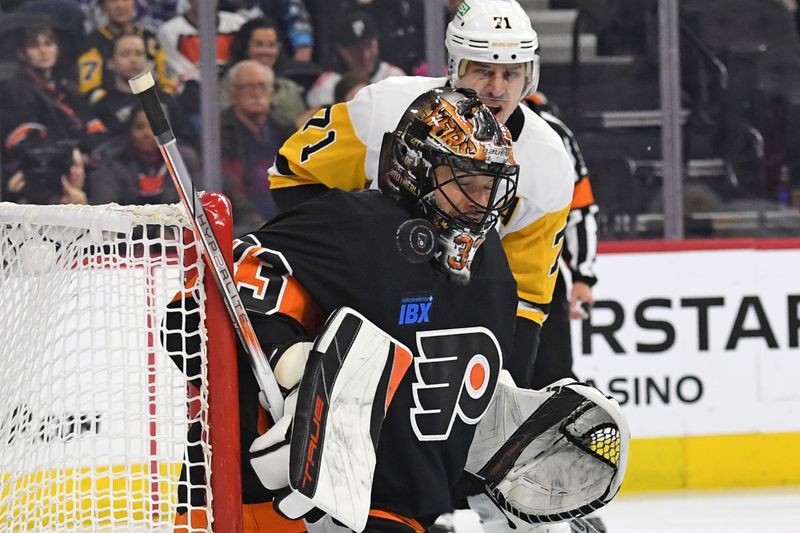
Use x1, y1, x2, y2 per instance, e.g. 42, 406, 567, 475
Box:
173, 503, 306, 533
243, 502, 307, 532
385, 345, 412, 412
257, 403, 269, 434
368, 509, 425, 532
525, 92, 548, 106
278, 276, 325, 333
177, 34, 236, 65
86, 118, 106, 134
173, 508, 208, 532
233, 242, 325, 333
139, 173, 166, 196
170, 273, 199, 304
571, 176, 595, 209
5, 122, 46, 151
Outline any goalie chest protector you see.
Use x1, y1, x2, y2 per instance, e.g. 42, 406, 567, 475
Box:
247, 189, 517, 523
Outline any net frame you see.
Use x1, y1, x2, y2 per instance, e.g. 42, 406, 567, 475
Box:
0, 194, 241, 531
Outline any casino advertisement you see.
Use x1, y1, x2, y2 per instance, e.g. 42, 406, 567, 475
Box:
572, 243, 800, 440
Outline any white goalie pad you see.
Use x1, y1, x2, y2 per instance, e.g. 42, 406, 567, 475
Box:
285, 307, 413, 532
464, 371, 629, 524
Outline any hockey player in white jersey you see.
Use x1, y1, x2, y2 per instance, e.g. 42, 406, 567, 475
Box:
269, 0, 574, 392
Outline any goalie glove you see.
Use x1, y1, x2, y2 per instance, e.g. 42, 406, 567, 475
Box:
464, 371, 630, 525
249, 307, 413, 532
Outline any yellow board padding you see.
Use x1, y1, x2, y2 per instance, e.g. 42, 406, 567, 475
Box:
622, 433, 800, 493
6, 434, 800, 525
0, 463, 186, 528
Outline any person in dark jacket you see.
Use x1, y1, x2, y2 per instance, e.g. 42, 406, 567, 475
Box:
0, 22, 106, 204
229, 0, 315, 61
88, 107, 197, 206
221, 59, 292, 232
225, 16, 308, 130
1, 23, 107, 156
77, 0, 173, 96
90, 32, 194, 143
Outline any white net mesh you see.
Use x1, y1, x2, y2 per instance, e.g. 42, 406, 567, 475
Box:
0, 202, 216, 531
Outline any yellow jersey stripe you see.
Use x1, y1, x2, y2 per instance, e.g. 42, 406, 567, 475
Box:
270, 104, 369, 192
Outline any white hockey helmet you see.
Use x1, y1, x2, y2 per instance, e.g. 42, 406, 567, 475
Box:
446, 0, 541, 99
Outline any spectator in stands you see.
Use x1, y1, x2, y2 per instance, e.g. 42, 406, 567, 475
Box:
91, 33, 195, 142
77, 0, 179, 33
333, 72, 367, 103
3, 146, 87, 205
0, 22, 106, 205
221, 60, 292, 231
225, 16, 307, 129
777, 0, 800, 35
157, 0, 246, 117
157, 0, 246, 86
305, 9, 404, 108
78, 0, 173, 96
135, 0, 181, 32
11, 1, 86, 72
337, 0, 424, 74
227, 0, 315, 62
88, 106, 194, 205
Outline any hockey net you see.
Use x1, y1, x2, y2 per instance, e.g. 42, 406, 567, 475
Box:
0, 197, 241, 531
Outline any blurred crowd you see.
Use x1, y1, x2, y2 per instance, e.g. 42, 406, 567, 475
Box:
0, 0, 426, 229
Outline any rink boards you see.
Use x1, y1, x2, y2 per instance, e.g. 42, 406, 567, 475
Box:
572, 239, 800, 492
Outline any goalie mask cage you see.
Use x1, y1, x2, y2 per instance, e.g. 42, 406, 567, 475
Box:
0, 196, 242, 531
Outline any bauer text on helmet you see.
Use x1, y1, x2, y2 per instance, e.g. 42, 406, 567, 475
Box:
446, 0, 540, 123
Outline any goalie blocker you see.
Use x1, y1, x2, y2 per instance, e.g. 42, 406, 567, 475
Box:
463, 371, 629, 527
250, 307, 413, 532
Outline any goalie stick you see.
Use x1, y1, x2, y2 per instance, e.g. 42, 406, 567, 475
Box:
129, 71, 284, 420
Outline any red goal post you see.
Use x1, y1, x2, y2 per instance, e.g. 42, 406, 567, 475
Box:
0, 194, 242, 531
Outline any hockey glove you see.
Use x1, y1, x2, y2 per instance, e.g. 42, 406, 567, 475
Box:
464, 371, 630, 525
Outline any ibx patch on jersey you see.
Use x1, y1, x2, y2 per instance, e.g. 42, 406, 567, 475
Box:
398, 293, 434, 325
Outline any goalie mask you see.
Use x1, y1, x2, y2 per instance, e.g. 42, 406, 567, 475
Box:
378, 87, 519, 284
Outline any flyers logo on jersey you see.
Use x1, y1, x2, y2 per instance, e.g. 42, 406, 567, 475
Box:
410, 327, 502, 441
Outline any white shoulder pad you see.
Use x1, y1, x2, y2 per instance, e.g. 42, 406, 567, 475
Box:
500, 105, 574, 235
347, 76, 447, 184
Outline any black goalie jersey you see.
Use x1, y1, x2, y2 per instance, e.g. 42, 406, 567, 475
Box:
232, 189, 517, 526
